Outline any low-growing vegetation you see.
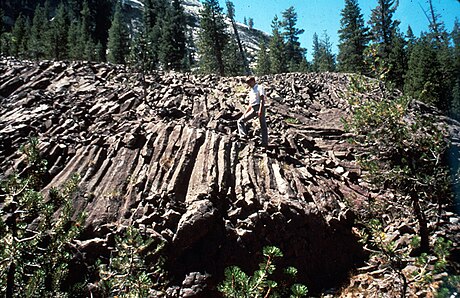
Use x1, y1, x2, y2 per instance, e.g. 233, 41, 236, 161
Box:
343, 76, 459, 296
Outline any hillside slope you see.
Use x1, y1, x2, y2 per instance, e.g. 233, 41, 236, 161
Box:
0, 58, 459, 296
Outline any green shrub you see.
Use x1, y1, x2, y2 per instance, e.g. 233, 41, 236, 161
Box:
98, 226, 168, 297
218, 246, 308, 298
0, 138, 85, 297
343, 85, 451, 252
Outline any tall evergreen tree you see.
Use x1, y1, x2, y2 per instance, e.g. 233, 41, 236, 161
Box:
312, 31, 336, 72
47, 3, 68, 60
406, 25, 416, 57
223, 38, 245, 76
256, 40, 271, 75
197, 0, 229, 75
268, 15, 287, 74
337, 0, 369, 74
280, 6, 306, 72
79, 0, 96, 61
158, 0, 187, 71
67, 20, 81, 60
404, 35, 443, 107
450, 22, 460, 120
311, 32, 321, 72
248, 18, 254, 30
226, 0, 248, 74
451, 18, 460, 120
321, 31, 336, 71
0, 9, 14, 57
0, 9, 3, 35
129, 30, 154, 101
11, 14, 29, 58
143, 0, 156, 30
67, 0, 81, 21
405, 1, 454, 112
368, 0, 406, 86
368, 0, 399, 58
93, 0, 114, 59
183, 28, 196, 71
107, 1, 129, 64
0, 9, 7, 56
28, 4, 48, 59
387, 28, 407, 90
143, 0, 169, 69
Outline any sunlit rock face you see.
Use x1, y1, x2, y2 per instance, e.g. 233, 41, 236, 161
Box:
2, 58, 458, 295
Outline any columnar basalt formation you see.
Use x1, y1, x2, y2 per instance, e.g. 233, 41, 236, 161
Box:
1, 59, 458, 296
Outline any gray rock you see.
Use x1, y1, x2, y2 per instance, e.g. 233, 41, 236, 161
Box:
1, 58, 459, 295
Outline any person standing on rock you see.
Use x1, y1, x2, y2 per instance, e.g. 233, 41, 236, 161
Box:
237, 77, 268, 147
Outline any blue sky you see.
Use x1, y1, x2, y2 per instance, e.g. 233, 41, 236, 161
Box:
218, 0, 460, 59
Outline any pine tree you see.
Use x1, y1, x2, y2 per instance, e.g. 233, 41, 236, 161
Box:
226, 0, 248, 74
67, 20, 81, 60
321, 32, 336, 71
312, 32, 335, 72
387, 28, 407, 90
47, 3, 68, 60
223, 38, 245, 76
404, 35, 443, 107
0, 10, 15, 57
129, 30, 153, 101
405, 1, 454, 112
280, 6, 306, 72
368, 0, 406, 86
406, 26, 416, 48
0, 9, 3, 35
268, 15, 287, 74
183, 28, 196, 71
107, 1, 129, 64
337, 0, 369, 74
426, 0, 454, 110
80, 0, 94, 61
451, 19, 460, 120
0, 139, 85, 297
93, 0, 114, 61
158, 0, 187, 71
11, 14, 29, 58
368, 0, 399, 59
311, 32, 321, 72
67, 0, 81, 21
197, 0, 229, 75
28, 4, 48, 59
256, 40, 271, 75
406, 25, 416, 60
248, 18, 254, 30
143, 0, 169, 70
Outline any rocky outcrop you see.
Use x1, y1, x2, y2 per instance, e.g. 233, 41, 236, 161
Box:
1, 58, 458, 296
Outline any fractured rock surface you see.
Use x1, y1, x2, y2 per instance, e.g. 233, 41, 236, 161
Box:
3, 58, 456, 294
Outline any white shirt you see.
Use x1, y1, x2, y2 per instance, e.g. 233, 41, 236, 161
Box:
247, 84, 265, 106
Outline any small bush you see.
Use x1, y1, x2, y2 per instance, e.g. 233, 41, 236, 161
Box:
218, 246, 308, 297
0, 138, 85, 297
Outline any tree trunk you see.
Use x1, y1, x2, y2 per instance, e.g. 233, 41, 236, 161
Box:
411, 193, 429, 252
6, 206, 17, 298
230, 19, 249, 74
6, 262, 15, 298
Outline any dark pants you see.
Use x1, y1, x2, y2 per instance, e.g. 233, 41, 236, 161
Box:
237, 104, 268, 146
